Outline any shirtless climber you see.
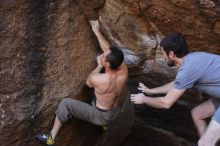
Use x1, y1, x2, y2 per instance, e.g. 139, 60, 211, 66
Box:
35, 20, 128, 146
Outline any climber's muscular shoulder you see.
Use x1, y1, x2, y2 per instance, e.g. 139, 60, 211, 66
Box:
90, 63, 128, 109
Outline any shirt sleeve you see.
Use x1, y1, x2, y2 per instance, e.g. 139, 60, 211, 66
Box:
174, 67, 201, 89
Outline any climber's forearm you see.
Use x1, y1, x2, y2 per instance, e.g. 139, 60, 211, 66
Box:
94, 31, 110, 51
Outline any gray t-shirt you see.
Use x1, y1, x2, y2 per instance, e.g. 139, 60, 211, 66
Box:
174, 52, 220, 98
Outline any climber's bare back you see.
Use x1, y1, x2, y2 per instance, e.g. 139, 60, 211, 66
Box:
93, 63, 128, 110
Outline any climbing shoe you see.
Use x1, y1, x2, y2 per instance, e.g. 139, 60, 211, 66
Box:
35, 132, 55, 146
102, 125, 108, 131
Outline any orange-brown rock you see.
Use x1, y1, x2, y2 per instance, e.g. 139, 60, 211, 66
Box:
0, 0, 97, 145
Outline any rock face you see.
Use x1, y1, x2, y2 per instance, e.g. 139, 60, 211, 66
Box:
0, 0, 220, 146
0, 0, 98, 145
100, 0, 220, 55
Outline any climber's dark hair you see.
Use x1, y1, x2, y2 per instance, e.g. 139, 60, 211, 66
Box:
106, 46, 124, 70
160, 33, 189, 58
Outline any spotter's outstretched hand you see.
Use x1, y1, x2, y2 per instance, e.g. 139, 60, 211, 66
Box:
130, 93, 146, 104
138, 82, 152, 95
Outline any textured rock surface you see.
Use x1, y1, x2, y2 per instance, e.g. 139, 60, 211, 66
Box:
1, 0, 220, 146
0, 0, 97, 145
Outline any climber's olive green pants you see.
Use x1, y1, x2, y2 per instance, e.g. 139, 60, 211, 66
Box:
55, 98, 118, 126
